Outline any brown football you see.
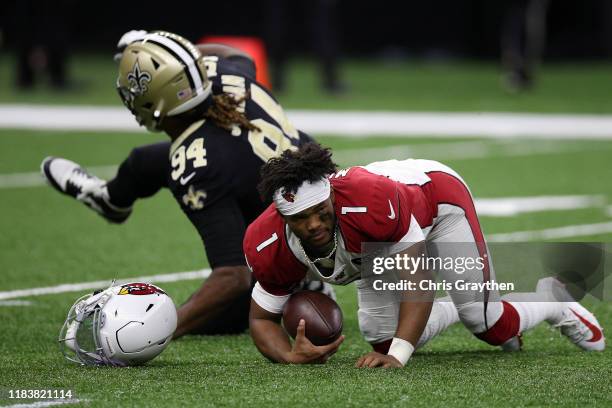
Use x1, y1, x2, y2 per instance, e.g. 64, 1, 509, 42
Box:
282, 290, 343, 346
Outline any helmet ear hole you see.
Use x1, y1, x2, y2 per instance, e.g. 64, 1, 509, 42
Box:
146, 303, 154, 312
142, 102, 153, 110
151, 58, 160, 70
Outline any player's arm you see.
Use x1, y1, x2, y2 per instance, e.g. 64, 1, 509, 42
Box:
174, 265, 251, 338
356, 241, 434, 368
249, 284, 344, 364
354, 181, 434, 368
196, 43, 254, 61
173, 198, 253, 339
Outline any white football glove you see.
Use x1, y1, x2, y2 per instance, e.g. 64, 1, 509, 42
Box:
113, 29, 148, 62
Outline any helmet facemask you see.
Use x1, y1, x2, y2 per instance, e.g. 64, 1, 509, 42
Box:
59, 288, 122, 366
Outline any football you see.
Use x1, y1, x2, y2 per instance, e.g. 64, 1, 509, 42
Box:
282, 290, 343, 346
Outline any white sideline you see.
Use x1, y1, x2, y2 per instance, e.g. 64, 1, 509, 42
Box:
3, 104, 612, 139
0, 269, 210, 300
0, 400, 82, 408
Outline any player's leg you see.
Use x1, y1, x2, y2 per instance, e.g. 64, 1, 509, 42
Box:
105, 142, 171, 206
42, 142, 170, 223
427, 171, 604, 351
357, 277, 459, 353
426, 208, 520, 348
503, 277, 605, 351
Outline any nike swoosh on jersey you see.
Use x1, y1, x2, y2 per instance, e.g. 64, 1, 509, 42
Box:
180, 172, 196, 185
387, 200, 396, 219
570, 308, 604, 342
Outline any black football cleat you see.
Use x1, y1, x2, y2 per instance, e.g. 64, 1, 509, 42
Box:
41, 157, 132, 223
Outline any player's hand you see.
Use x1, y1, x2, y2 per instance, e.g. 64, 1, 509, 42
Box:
287, 319, 344, 364
355, 351, 403, 368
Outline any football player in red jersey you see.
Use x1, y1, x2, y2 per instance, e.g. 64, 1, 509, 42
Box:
244, 143, 605, 367
41, 30, 330, 339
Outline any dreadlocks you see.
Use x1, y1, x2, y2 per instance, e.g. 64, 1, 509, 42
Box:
204, 93, 260, 132
258, 142, 338, 202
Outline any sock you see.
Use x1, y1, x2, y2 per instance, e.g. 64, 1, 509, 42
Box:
502, 292, 563, 331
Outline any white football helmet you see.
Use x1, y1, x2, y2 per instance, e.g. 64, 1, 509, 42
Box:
59, 282, 177, 366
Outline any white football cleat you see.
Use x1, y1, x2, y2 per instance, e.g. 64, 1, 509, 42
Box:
41, 157, 132, 223
537, 277, 605, 351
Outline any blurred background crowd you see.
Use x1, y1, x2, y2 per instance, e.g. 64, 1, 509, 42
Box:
1, 0, 611, 95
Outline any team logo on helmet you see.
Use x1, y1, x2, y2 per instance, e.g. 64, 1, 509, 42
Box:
126, 61, 152, 96
118, 283, 165, 296
282, 192, 295, 202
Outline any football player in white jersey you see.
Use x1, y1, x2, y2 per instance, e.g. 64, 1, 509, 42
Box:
244, 143, 605, 367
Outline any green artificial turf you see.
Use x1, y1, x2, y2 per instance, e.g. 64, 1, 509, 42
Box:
1, 57, 611, 406
1, 129, 610, 407
2, 54, 612, 113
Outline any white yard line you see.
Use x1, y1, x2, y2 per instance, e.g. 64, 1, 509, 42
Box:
0, 269, 210, 300
3, 104, 612, 139
2, 220, 612, 301
332, 139, 600, 164
0, 166, 117, 189
0, 400, 83, 408
0, 300, 33, 306
475, 195, 606, 217
487, 221, 612, 242
0, 139, 604, 189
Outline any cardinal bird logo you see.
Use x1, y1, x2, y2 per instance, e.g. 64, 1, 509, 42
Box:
118, 283, 165, 296
283, 192, 295, 202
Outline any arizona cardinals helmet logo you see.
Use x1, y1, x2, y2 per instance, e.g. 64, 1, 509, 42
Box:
118, 283, 166, 296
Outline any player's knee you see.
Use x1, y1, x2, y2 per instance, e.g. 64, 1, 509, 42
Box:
474, 301, 520, 346
455, 300, 503, 334
358, 305, 397, 345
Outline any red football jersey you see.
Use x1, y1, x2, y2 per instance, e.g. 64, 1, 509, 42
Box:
244, 165, 436, 304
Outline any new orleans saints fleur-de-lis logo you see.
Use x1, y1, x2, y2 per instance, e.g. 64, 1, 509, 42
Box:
182, 185, 206, 210
127, 60, 152, 96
